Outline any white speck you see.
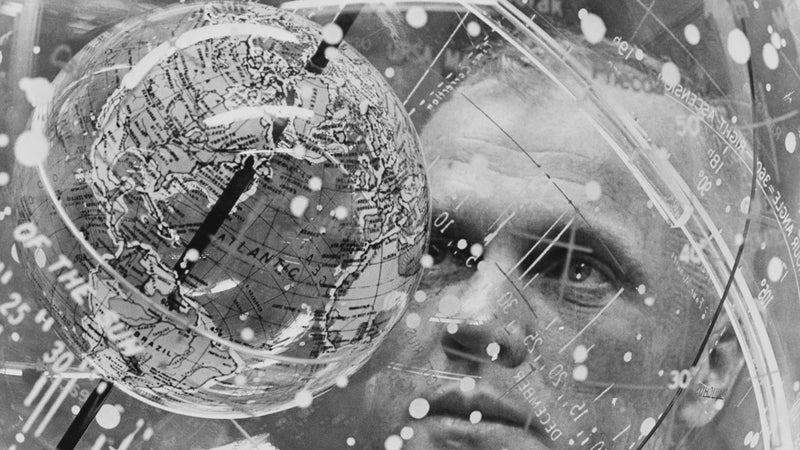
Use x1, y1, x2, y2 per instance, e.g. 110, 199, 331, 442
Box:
470, 243, 484, 257
634, 48, 644, 60
406, 6, 428, 28
573, 345, 588, 363
290, 195, 309, 217
321, 23, 343, 45
240, 327, 254, 341
573, 364, 588, 381
71, 405, 80, 415
457, 239, 467, 250
460, 377, 476, 392
323, 46, 340, 62
486, 342, 500, 361
762, 43, 779, 69
384, 67, 395, 78
347, 437, 356, 446
767, 256, 783, 282
409, 398, 430, 419
185, 248, 200, 262
18, 77, 53, 109
580, 13, 606, 44
292, 144, 307, 159
420, 254, 434, 268
438, 294, 460, 316
771, 32, 782, 49
793, 381, 800, 392
308, 176, 322, 191
727, 28, 751, 64
294, 389, 313, 408
446, 323, 458, 334
714, 399, 725, 410
334, 205, 348, 220
684, 24, 701, 45
400, 426, 414, 440
414, 290, 427, 303
385, 434, 403, 450
623, 351, 632, 362
578, 8, 588, 19
469, 410, 482, 424
32, 45, 40, 54
0, 134, 9, 147
11, 332, 19, 342
660, 62, 680, 87
584, 180, 602, 201
640, 417, 656, 435
15, 433, 24, 443
14, 130, 50, 167
96, 404, 121, 429
785, 132, 796, 153
644, 297, 655, 307
336, 375, 349, 388
405, 313, 421, 328
637, 284, 646, 294
466, 21, 482, 37
740, 196, 750, 214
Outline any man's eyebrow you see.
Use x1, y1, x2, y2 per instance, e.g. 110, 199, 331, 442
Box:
507, 228, 595, 254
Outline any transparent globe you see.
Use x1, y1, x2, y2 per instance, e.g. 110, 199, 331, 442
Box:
11, 1, 429, 418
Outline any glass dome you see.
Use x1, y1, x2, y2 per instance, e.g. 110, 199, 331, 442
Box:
0, 0, 799, 449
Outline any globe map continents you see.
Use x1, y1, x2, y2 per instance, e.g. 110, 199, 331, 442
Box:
11, 1, 429, 417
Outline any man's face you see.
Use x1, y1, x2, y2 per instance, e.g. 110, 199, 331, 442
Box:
352, 76, 723, 449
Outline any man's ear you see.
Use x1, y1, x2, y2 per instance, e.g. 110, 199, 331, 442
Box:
677, 315, 745, 428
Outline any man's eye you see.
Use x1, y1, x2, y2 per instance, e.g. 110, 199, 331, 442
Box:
535, 250, 615, 291
551, 257, 609, 286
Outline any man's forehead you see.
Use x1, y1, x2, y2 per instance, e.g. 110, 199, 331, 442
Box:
419, 75, 708, 201
421, 81, 631, 197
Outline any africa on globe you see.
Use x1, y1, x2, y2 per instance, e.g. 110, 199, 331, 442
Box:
12, 1, 429, 417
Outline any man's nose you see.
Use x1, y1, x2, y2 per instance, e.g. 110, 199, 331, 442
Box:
439, 247, 534, 369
